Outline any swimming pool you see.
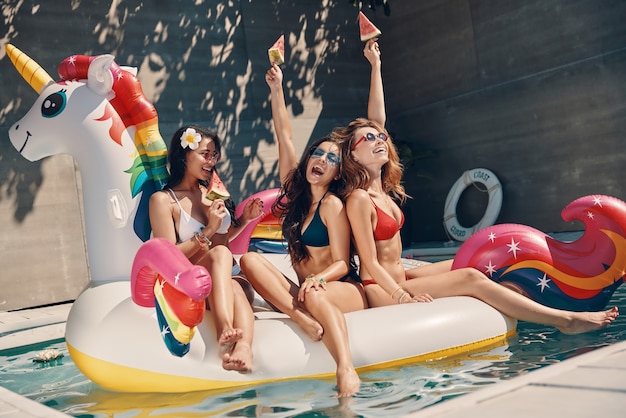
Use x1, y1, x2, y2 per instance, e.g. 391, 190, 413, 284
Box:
1, 285, 625, 417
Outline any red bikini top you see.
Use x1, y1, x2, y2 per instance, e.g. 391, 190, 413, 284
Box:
372, 199, 404, 241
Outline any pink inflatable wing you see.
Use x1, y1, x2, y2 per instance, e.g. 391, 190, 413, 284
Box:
131, 238, 212, 305
452, 195, 626, 311
131, 238, 213, 357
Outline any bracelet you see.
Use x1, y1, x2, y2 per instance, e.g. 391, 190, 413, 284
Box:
193, 231, 212, 249
306, 274, 326, 284
398, 292, 410, 304
390, 287, 404, 301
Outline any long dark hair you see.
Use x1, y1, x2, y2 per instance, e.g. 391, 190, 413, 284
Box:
273, 136, 345, 264
164, 125, 238, 226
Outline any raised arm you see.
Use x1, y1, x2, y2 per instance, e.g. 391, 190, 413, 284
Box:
363, 38, 386, 128
266, 64, 297, 184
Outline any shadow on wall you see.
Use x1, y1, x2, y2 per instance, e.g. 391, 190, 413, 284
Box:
0, 0, 380, 221
0, 130, 43, 223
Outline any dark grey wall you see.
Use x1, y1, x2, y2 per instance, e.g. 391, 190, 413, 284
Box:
1, 0, 625, 309
377, 0, 626, 243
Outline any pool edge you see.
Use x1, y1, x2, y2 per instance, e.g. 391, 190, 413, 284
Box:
0, 303, 72, 417
406, 339, 626, 417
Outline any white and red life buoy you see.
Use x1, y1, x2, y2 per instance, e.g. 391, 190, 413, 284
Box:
443, 168, 503, 241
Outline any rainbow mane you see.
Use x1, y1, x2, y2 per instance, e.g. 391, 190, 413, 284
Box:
57, 55, 168, 241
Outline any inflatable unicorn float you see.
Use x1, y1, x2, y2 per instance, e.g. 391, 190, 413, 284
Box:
6, 44, 625, 393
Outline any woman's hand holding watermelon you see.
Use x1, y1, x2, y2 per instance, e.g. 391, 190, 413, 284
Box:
363, 38, 381, 67
203, 198, 228, 238
265, 63, 283, 90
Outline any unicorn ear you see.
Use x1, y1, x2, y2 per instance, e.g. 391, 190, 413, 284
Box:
87, 54, 115, 95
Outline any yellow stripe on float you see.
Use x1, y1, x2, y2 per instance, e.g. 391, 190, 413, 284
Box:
354, 329, 515, 373
67, 342, 270, 393
68, 328, 514, 393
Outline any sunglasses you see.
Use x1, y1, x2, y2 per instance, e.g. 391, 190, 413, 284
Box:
351, 132, 389, 150
309, 147, 341, 166
204, 151, 220, 163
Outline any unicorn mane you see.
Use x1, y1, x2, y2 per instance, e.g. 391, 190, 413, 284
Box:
58, 54, 168, 240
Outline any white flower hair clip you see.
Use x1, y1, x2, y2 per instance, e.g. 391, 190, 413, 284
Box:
180, 127, 201, 150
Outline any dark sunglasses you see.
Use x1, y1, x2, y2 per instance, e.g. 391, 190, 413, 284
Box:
351, 132, 389, 150
309, 147, 341, 166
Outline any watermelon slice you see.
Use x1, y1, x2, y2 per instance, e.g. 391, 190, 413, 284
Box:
268, 34, 285, 65
359, 11, 382, 42
205, 170, 231, 201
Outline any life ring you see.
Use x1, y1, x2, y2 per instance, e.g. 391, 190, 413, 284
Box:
443, 168, 503, 241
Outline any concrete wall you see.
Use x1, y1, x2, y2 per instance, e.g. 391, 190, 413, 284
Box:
378, 0, 626, 244
1, 0, 625, 309
0, 0, 372, 310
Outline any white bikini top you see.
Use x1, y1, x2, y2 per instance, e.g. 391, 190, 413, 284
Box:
167, 189, 231, 243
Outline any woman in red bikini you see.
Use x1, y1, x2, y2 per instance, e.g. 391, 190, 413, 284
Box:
333, 82, 618, 334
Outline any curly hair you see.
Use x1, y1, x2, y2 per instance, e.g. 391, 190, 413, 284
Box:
272, 136, 346, 264
163, 125, 239, 227
333, 118, 408, 204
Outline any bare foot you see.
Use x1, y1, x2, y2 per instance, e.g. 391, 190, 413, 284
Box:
218, 328, 243, 355
218, 328, 243, 346
559, 306, 619, 335
222, 342, 253, 372
292, 308, 324, 341
335, 367, 361, 398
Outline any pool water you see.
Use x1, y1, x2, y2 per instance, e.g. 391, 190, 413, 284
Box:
1, 285, 625, 418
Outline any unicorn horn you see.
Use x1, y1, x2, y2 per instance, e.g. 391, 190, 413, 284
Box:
6, 44, 54, 93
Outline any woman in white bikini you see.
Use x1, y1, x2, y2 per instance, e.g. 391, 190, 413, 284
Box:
149, 125, 262, 372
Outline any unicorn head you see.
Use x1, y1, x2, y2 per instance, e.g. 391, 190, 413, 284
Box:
7, 44, 168, 283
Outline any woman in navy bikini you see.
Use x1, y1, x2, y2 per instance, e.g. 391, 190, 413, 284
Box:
334, 106, 618, 334
239, 43, 385, 397
149, 125, 262, 372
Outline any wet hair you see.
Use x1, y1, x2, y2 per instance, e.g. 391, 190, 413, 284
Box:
333, 118, 408, 204
163, 125, 238, 227
272, 136, 345, 264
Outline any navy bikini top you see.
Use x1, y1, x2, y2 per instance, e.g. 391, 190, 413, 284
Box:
300, 197, 330, 247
